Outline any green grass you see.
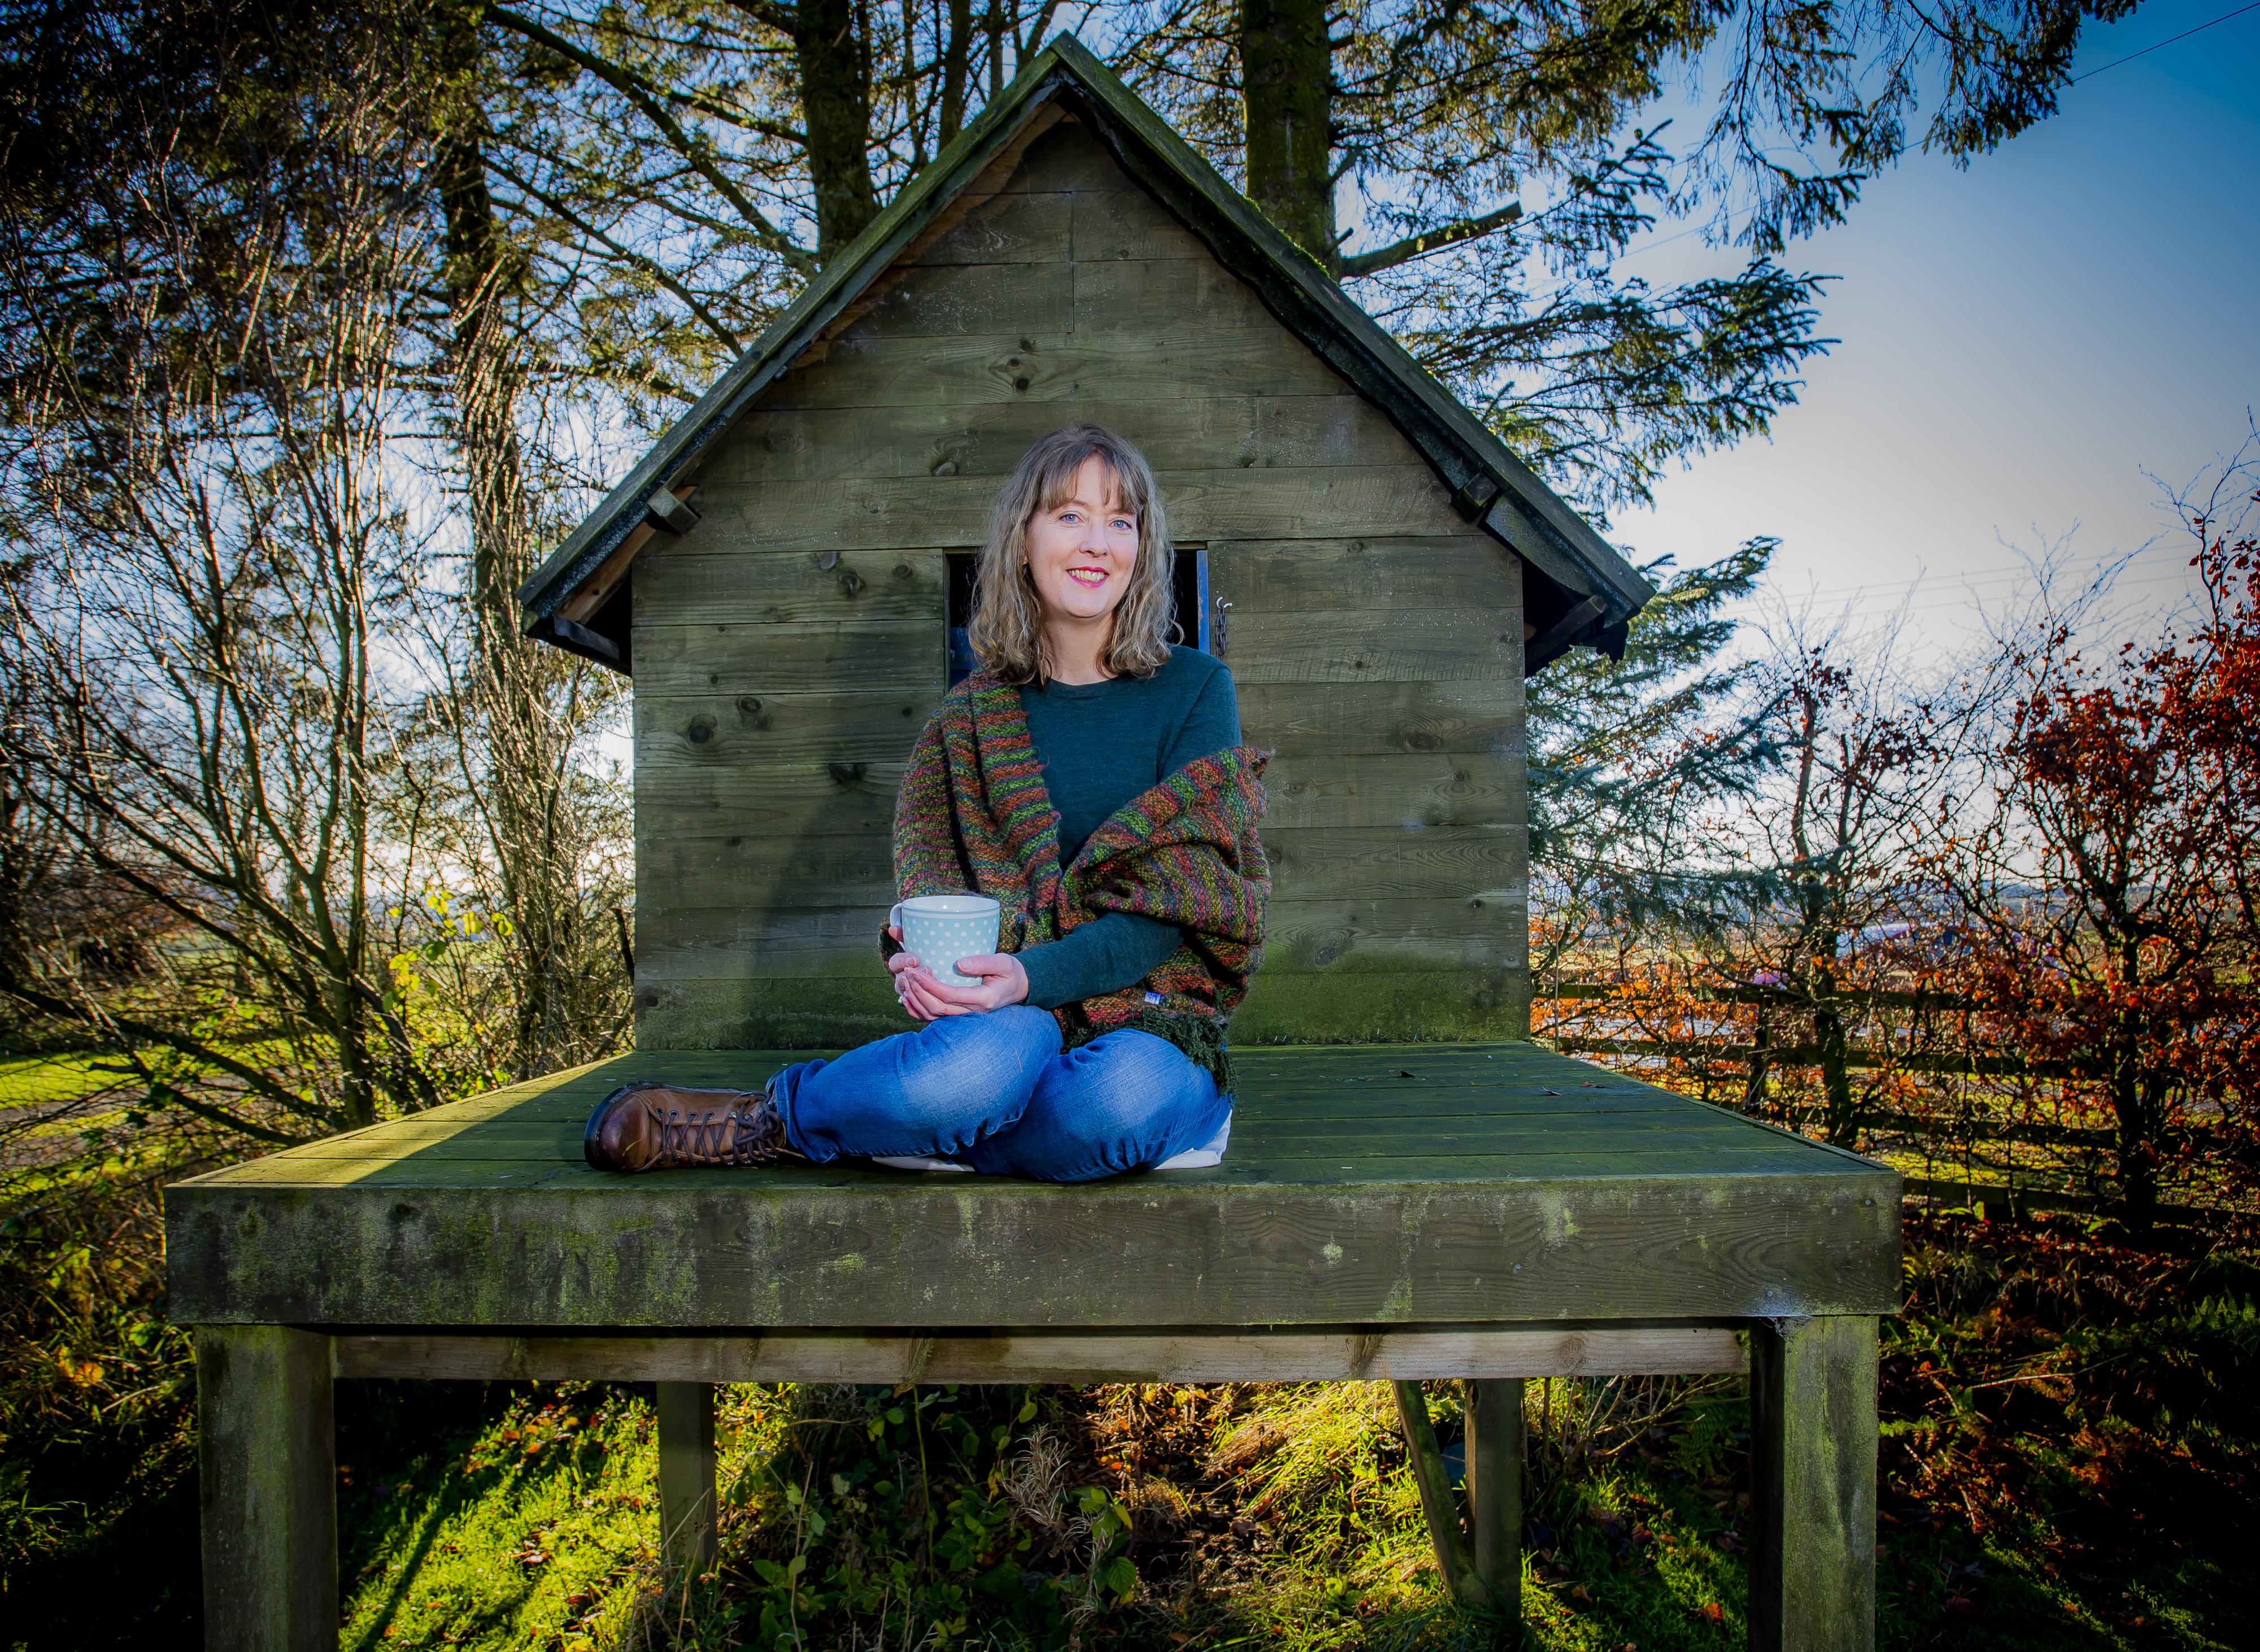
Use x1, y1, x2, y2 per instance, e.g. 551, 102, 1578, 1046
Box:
0, 1053, 132, 1153
1, 1154, 2249, 1652
306, 1210, 2251, 1652
337, 1384, 669, 1651
272, 1357, 2253, 1652
0, 1054, 119, 1113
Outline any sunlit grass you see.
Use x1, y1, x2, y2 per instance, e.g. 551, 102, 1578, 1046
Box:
0, 1053, 117, 1111
322, 1320, 2245, 1652
5, 1147, 2244, 1652
338, 1386, 662, 1652
1163, 1380, 1760, 1652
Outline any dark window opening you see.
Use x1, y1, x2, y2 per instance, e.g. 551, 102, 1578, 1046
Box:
1173, 544, 1210, 653
947, 551, 980, 685
946, 546, 1209, 687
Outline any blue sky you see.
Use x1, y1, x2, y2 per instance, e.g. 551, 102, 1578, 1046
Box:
1612, 0, 2260, 651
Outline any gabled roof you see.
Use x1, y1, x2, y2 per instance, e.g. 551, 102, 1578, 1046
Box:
517, 33, 1653, 671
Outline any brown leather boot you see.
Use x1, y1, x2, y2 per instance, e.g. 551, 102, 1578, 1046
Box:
582, 1082, 805, 1172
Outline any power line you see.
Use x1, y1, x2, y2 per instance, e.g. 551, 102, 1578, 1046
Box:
1788, 564, 2197, 605
1628, 526, 2184, 608
1707, 555, 2205, 614
2071, 0, 2260, 80
1766, 548, 2183, 606
1734, 566, 2207, 624
1613, 218, 1719, 263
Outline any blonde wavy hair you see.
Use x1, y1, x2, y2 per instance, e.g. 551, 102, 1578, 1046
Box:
966, 424, 1175, 684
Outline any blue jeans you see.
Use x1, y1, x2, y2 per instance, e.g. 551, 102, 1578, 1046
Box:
770, 1006, 1229, 1183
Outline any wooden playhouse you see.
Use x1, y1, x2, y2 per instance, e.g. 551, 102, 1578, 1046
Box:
163, 42, 1895, 1649
514, 35, 1654, 1053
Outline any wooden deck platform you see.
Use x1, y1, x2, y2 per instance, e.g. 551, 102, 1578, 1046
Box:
168, 1040, 1897, 1650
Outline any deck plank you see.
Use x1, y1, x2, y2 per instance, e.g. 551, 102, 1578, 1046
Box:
253, 1110, 1779, 1158
189, 1144, 1850, 1185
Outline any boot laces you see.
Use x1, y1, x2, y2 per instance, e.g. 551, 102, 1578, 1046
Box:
659, 1093, 777, 1167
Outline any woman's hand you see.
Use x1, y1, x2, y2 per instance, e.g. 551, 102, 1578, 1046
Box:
921, 952, 1030, 1015
886, 928, 939, 1023
886, 932, 1029, 1020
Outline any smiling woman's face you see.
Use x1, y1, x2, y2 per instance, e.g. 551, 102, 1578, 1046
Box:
1022, 455, 1139, 627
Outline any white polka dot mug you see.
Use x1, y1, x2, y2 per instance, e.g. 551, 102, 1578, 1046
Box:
889, 894, 1003, 987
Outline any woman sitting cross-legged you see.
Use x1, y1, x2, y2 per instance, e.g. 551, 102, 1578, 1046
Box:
582, 424, 1270, 1181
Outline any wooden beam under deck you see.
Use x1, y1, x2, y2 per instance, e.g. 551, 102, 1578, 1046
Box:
328, 1322, 1748, 1384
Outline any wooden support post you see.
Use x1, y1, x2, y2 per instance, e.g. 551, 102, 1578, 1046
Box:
1391, 1380, 1484, 1609
1462, 1378, 1522, 1612
1749, 1316, 1879, 1651
656, 1381, 718, 1572
195, 1325, 336, 1652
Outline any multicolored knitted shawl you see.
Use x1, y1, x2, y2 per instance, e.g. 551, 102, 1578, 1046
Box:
891, 668, 1270, 1089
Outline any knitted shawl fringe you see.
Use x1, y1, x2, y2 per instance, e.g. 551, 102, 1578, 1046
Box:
891, 669, 1270, 1091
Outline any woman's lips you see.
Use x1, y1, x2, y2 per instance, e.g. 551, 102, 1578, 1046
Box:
1066, 567, 1109, 586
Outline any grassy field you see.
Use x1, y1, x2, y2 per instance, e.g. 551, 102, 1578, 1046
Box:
259, 1217, 2260, 1649
0, 1053, 134, 1164
0, 1054, 121, 1108
337, 1383, 669, 1650
3, 1152, 2252, 1652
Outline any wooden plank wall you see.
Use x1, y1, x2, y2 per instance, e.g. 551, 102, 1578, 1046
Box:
632, 116, 1529, 1051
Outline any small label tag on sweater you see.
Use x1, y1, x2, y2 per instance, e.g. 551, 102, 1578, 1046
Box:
1144, 991, 1163, 1004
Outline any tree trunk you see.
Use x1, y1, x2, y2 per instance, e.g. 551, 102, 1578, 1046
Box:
1238, 0, 1334, 263
428, 6, 528, 647
1816, 1002, 1858, 1147
2111, 1031, 2161, 1233
940, 0, 973, 142
433, 32, 573, 1079
795, 0, 878, 261
1743, 1008, 1771, 1118
433, 129, 527, 654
